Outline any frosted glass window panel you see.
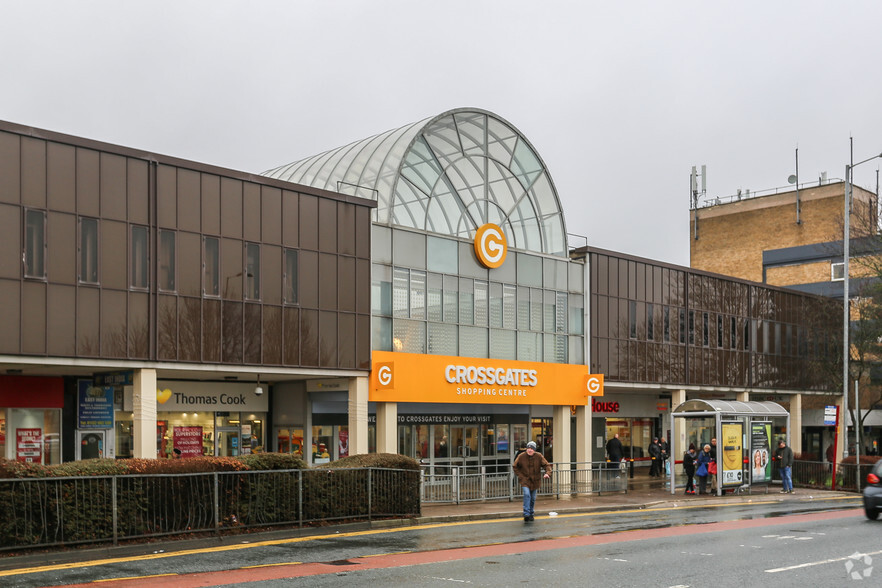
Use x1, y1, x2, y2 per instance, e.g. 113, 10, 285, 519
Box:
371, 225, 392, 264
474, 280, 488, 326
410, 270, 426, 320
568, 261, 584, 294
459, 326, 488, 359
204, 237, 219, 297
517, 253, 542, 287
517, 286, 530, 331
511, 140, 542, 190
569, 335, 584, 365
543, 290, 556, 333
486, 116, 518, 164
530, 288, 543, 332
372, 316, 392, 351
393, 319, 426, 354
502, 284, 517, 329
518, 331, 541, 362
556, 292, 568, 333
459, 278, 474, 325
427, 235, 458, 274
489, 282, 503, 328
371, 264, 392, 316
554, 335, 568, 363
132, 225, 149, 289
568, 294, 583, 335
392, 230, 426, 269
283, 248, 297, 304
245, 243, 260, 300
443, 274, 458, 323
490, 329, 516, 360
543, 333, 556, 363
392, 267, 409, 318
25, 209, 46, 278
427, 273, 443, 322
428, 322, 457, 356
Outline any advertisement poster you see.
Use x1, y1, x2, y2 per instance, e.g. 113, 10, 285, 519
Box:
751, 422, 772, 484
721, 422, 744, 487
338, 429, 349, 458
16, 428, 43, 463
77, 379, 114, 429
173, 426, 204, 458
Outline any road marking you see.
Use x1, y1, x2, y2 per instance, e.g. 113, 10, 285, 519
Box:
0, 497, 861, 579
766, 549, 882, 573
93, 574, 177, 582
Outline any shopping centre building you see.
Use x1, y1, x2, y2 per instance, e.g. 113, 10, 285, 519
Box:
0, 110, 840, 467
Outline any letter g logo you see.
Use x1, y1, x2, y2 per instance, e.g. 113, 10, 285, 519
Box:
474, 223, 508, 269
376, 362, 394, 390
585, 374, 604, 397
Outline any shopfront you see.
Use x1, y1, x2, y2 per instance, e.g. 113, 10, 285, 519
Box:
591, 392, 671, 462
120, 381, 268, 458
0, 376, 63, 464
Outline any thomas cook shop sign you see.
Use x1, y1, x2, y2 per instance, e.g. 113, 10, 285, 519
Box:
371, 350, 603, 406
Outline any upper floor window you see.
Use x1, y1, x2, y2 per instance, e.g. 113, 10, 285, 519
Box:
131, 225, 148, 289
203, 237, 219, 297
831, 262, 844, 282
24, 209, 45, 279
79, 217, 99, 284
284, 249, 299, 304
159, 230, 176, 291
245, 242, 260, 300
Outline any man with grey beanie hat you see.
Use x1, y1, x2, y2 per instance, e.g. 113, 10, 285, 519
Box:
513, 441, 551, 521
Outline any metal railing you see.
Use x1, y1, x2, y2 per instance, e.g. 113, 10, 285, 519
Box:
420, 461, 628, 504
0, 467, 420, 551
785, 460, 877, 492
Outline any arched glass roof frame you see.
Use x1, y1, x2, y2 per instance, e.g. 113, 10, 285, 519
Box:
262, 108, 568, 257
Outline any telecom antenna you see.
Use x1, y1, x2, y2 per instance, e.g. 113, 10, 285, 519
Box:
691, 165, 707, 240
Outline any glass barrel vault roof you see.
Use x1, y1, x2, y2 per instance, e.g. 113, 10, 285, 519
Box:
262, 108, 568, 256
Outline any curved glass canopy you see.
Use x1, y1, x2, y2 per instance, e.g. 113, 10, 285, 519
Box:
263, 108, 568, 256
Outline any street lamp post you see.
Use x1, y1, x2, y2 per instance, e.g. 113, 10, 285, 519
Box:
842, 152, 882, 470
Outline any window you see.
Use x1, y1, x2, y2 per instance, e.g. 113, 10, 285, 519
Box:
629, 301, 637, 339
24, 209, 45, 278
131, 226, 148, 289
204, 237, 219, 297
284, 249, 299, 304
702, 312, 709, 346
159, 230, 176, 291
717, 314, 723, 348
647, 303, 654, 341
831, 262, 844, 282
79, 217, 99, 284
688, 310, 695, 345
730, 317, 736, 349
663, 306, 671, 342
679, 309, 686, 344
245, 242, 260, 300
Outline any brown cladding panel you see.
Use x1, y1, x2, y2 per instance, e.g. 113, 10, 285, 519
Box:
127, 159, 149, 225
261, 186, 281, 245
318, 198, 337, 254
0, 279, 20, 353
356, 258, 370, 314
220, 178, 242, 238
299, 195, 318, 251
337, 312, 355, 368
243, 182, 260, 242
0, 132, 20, 205
318, 253, 337, 311
157, 294, 178, 360
156, 165, 177, 229
77, 286, 100, 356
101, 220, 127, 290
202, 298, 221, 362
244, 303, 261, 364
21, 281, 46, 354
201, 174, 220, 235
176, 168, 201, 232
0, 204, 21, 279
221, 237, 243, 300
179, 297, 201, 362
283, 306, 300, 366
177, 231, 201, 297
128, 291, 149, 358
299, 250, 318, 308
47, 142, 76, 213
48, 284, 76, 356
337, 256, 355, 312
76, 148, 100, 217
319, 311, 337, 367
21, 137, 46, 209
300, 309, 318, 366
282, 190, 298, 247
47, 212, 76, 284
262, 245, 281, 305
337, 203, 355, 256
262, 305, 281, 365
100, 289, 127, 358
356, 313, 370, 369
100, 153, 127, 221
221, 300, 242, 363
355, 206, 370, 259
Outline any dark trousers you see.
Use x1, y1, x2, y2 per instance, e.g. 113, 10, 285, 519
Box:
685, 473, 695, 492
649, 458, 660, 476
698, 475, 708, 494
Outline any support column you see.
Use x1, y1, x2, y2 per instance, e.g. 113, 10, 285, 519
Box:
553, 405, 572, 464
376, 402, 397, 454
133, 369, 157, 459
347, 376, 369, 456
836, 394, 846, 463
575, 405, 592, 464
736, 391, 749, 402
791, 393, 802, 454
672, 389, 687, 458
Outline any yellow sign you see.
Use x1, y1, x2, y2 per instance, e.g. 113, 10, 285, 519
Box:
474, 223, 508, 268
370, 350, 603, 406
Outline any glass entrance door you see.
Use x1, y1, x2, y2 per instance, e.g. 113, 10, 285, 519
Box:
451, 425, 479, 469
216, 427, 240, 457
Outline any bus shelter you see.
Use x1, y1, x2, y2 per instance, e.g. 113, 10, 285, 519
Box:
670, 399, 790, 496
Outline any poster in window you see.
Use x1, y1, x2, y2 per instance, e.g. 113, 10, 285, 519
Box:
17, 428, 42, 463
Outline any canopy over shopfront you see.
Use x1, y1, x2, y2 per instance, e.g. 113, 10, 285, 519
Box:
670, 399, 790, 496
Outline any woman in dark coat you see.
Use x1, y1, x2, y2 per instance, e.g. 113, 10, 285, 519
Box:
695, 444, 712, 495
683, 444, 697, 494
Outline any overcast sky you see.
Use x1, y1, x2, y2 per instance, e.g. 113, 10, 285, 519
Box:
3, 1, 882, 266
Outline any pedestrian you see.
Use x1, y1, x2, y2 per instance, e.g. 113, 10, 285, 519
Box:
696, 444, 712, 494
648, 437, 661, 477
513, 442, 527, 463
606, 433, 624, 469
775, 439, 794, 493
709, 437, 719, 492
659, 436, 670, 476
683, 444, 697, 494
512, 441, 551, 522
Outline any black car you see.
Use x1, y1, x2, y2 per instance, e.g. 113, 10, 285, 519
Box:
863, 459, 882, 520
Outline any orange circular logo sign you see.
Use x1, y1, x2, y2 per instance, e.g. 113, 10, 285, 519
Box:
474, 223, 507, 268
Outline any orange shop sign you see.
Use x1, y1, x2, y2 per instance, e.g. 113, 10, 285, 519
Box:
371, 351, 604, 406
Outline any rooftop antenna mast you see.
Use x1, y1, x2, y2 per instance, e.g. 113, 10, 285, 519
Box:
788, 147, 800, 224
691, 165, 706, 240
